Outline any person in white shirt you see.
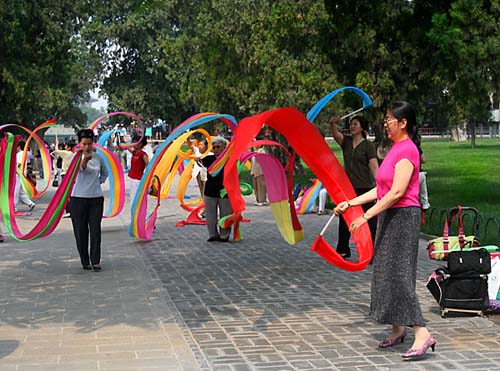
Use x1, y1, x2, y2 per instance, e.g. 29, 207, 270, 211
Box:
192, 139, 208, 198
69, 129, 108, 271
14, 140, 36, 212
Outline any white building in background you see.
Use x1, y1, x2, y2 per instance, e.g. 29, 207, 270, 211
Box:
45, 125, 76, 142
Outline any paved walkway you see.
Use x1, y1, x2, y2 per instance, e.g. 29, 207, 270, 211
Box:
1, 182, 500, 370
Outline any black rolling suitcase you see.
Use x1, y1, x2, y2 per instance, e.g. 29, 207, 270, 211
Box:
427, 248, 490, 317
440, 272, 489, 317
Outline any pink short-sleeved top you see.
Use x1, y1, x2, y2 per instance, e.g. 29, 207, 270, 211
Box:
376, 137, 420, 208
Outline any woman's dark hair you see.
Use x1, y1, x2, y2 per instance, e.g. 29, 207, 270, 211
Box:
350, 115, 370, 138
133, 136, 148, 148
388, 101, 421, 149
77, 129, 95, 142
66, 140, 77, 150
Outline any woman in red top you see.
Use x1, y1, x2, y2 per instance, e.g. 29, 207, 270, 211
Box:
128, 136, 149, 203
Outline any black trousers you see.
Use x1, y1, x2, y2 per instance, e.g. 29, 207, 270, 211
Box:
70, 196, 104, 266
337, 187, 377, 256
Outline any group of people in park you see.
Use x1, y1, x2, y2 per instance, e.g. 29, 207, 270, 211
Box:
2, 100, 435, 360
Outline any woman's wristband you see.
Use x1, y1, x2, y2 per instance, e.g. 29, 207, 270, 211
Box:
362, 213, 369, 221
346, 201, 351, 208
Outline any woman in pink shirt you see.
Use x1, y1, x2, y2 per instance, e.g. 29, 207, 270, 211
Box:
335, 101, 435, 360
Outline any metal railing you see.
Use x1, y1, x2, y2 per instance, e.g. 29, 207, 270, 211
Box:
422, 207, 500, 246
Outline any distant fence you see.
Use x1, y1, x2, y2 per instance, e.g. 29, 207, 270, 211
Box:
422, 207, 500, 246
419, 124, 500, 138
420, 127, 448, 137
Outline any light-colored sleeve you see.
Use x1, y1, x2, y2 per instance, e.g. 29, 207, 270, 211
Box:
99, 155, 109, 184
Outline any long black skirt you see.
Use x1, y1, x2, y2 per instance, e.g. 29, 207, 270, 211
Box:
370, 207, 426, 326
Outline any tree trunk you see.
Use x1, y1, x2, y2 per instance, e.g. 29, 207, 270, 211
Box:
263, 129, 304, 174
470, 122, 476, 149
450, 120, 467, 142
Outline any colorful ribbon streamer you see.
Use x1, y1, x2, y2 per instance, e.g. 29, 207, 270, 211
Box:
0, 119, 56, 200
129, 113, 237, 239
222, 106, 372, 271
0, 132, 81, 241
295, 179, 322, 215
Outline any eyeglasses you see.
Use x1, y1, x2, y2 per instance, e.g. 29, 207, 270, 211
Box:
383, 118, 399, 125
212, 145, 223, 149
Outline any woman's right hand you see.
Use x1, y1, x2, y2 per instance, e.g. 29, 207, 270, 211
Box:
334, 201, 350, 215
82, 151, 92, 162
329, 116, 341, 129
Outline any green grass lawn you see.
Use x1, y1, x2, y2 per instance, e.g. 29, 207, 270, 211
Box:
290, 137, 500, 243
421, 138, 500, 242
422, 138, 500, 216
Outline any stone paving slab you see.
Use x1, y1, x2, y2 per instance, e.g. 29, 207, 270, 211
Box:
1, 181, 500, 370
0, 186, 199, 371
137, 189, 500, 371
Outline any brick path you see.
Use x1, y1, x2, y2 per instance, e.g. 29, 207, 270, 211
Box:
1, 182, 499, 370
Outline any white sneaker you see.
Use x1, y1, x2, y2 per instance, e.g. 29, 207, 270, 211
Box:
63, 213, 71, 218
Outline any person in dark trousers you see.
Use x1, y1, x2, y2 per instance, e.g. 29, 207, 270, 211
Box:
327, 115, 378, 258
199, 136, 232, 242
70, 129, 108, 271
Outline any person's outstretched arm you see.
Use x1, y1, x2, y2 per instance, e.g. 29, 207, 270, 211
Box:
329, 117, 344, 146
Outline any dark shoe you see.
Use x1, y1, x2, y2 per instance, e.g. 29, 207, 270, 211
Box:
401, 336, 437, 359
219, 237, 230, 242
207, 236, 221, 242
379, 328, 408, 348
0, 235, 4, 243
339, 252, 351, 259
92, 264, 102, 271
82, 265, 92, 270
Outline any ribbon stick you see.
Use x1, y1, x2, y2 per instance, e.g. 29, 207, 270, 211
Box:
319, 213, 337, 236
340, 106, 365, 120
